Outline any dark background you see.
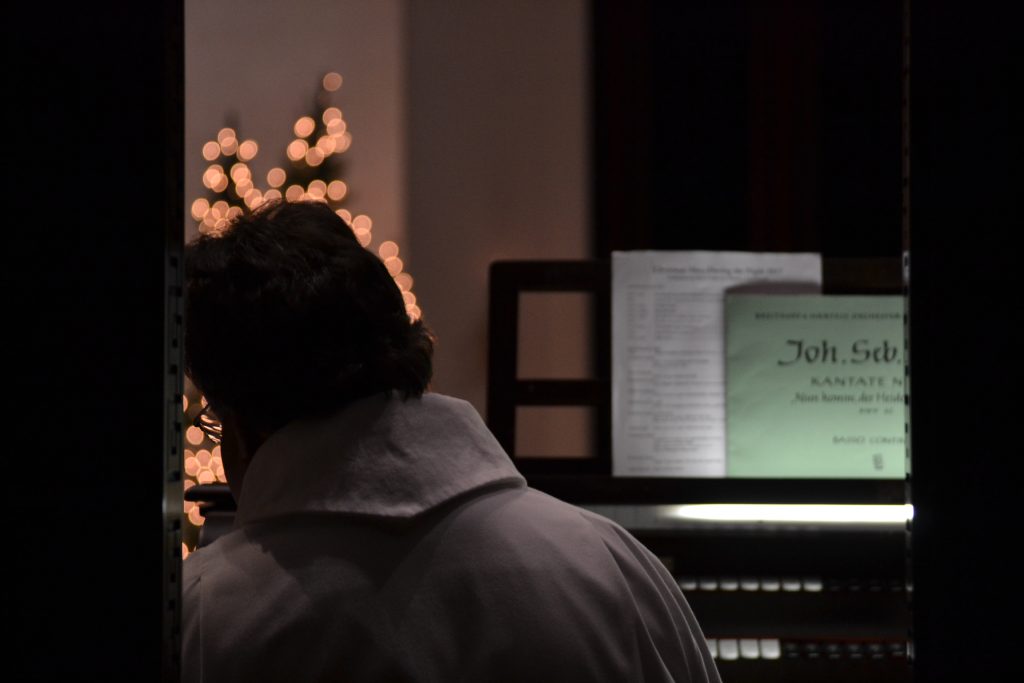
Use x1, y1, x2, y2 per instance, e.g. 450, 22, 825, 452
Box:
5, 2, 182, 679
594, 0, 902, 257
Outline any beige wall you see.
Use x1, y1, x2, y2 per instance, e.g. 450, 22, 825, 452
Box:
407, 0, 591, 425
185, 0, 406, 248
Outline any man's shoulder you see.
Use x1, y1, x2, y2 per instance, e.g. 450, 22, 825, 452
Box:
181, 527, 251, 588
452, 484, 603, 529
434, 486, 721, 680
441, 484, 652, 566
467, 484, 634, 535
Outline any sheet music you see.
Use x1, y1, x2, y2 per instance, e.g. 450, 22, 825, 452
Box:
611, 251, 822, 477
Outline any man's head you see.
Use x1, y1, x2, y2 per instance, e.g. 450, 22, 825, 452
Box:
185, 200, 433, 441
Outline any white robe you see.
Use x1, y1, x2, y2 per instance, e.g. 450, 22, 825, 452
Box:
183, 392, 720, 683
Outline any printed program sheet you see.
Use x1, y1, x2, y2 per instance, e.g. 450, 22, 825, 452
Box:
612, 251, 822, 477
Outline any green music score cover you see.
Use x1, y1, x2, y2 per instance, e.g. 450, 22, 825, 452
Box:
725, 295, 906, 479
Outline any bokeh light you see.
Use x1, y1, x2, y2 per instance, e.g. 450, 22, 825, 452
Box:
293, 116, 316, 138
305, 147, 325, 167
244, 189, 264, 209
191, 198, 210, 221
394, 273, 414, 291
335, 132, 352, 153
316, 135, 337, 155
322, 107, 343, 126
184, 449, 199, 476
287, 139, 308, 161
202, 141, 220, 161
230, 163, 250, 183
323, 72, 343, 92
202, 164, 224, 189
327, 180, 347, 201
267, 167, 286, 188
308, 180, 327, 198
237, 139, 259, 161
186, 426, 204, 447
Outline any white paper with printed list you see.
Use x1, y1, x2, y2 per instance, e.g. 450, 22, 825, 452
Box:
612, 251, 822, 477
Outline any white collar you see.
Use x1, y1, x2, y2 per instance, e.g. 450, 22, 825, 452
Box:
233, 392, 525, 526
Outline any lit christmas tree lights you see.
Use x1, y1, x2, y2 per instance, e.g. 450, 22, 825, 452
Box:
183, 72, 421, 553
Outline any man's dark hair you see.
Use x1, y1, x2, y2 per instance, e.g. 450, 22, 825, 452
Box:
185, 200, 433, 433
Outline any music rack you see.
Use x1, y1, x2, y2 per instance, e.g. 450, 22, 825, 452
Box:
486, 257, 910, 683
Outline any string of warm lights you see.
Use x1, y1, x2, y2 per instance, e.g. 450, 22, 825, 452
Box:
189, 71, 420, 321
183, 72, 421, 556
